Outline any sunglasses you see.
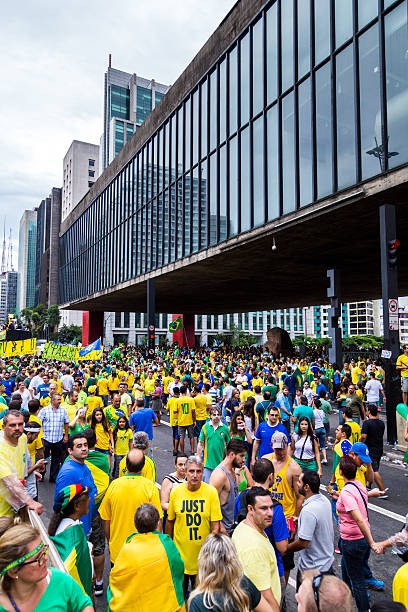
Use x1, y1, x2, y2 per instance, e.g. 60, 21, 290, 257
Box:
312, 573, 323, 611
20, 545, 49, 568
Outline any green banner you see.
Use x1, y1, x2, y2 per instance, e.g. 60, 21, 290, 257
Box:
42, 343, 77, 360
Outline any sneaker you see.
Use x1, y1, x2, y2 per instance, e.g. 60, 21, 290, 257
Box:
377, 493, 389, 500
95, 582, 104, 597
365, 578, 384, 591
335, 547, 341, 554
322, 459, 328, 465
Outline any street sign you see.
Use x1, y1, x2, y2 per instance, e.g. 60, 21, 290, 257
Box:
388, 298, 398, 314
148, 324, 155, 332
381, 349, 392, 359
148, 348, 155, 356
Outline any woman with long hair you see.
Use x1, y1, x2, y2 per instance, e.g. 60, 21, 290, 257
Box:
112, 415, 133, 478
90, 408, 114, 469
290, 416, 322, 477
188, 533, 272, 611
0, 523, 93, 612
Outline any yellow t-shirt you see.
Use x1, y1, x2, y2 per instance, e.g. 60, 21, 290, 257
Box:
62, 402, 78, 422
351, 367, 362, 385
85, 395, 104, 419
97, 378, 109, 396
232, 521, 281, 604
119, 455, 156, 482
108, 376, 120, 392
94, 423, 112, 450
40, 396, 51, 408
114, 428, 133, 455
99, 474, 163, 562
167, 396, 179, 426
127, 372, 135, 389
176, 396, 195, 427
27, 436, 43, 466
396, 355, 408, 378
167, 482, 222, 574
335, 464, 367, 492
193, 394, 209, 421
344, 420, 361, 444
393, 562, 408, 610
144, 378, 156, 397
52, 379, 62, 394
240, 389, 254, 403
162, 376, 175, 394
0, 434, 28, 516
252, 377, 264, 389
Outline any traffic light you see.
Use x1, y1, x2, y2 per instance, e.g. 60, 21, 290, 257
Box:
147, 324, 155, 352
387, 239, 400, 267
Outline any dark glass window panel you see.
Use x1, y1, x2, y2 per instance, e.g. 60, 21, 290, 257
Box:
335, 0, 353, 48
358, 0, 377, 30
266, 3, 278, 103
297, 0, 311, 79
240, 127, 251, 232
229, 135, 238, 236
170, 116, 176, 184
253, 116, 265, 227
136, 86, 152, 124
192, 167, 200, 252
185, 98, 191, 170
110, 85, 130, 120
267, 104, 279, 220
281, 0, 294, 92
219, 59, 227, 143
314, 0, 331, 65
200, 160, 208, 249
298, 78, 313, 206
336, 45, 357, 189
229, 46, 238, 134
252, 17, 264, 116
201, 80, 208, 159
240, 33, 250, 125
315, 62, 333, 197
219, 145, 227, 242
209, 69, 218, 151
170, 184, 176, 261
192, 90, 199, 165
184, 173, 191, 255
209, 152, 218, 245
282, 93, 296, 213
359, 24, 382, 178
177, 107, 183, 178
176, 179, 183, 259
385, 3, 408, 169
163, 189, 170, 265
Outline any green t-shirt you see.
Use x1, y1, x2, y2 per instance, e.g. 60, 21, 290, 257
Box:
319, 399, 332, 424
0, 568, 92, 611
85, 377, 97, 391
261, 384, 278, 401
292, 405, 315, 432
71, 422, 90, 435
199, 422, 230, 470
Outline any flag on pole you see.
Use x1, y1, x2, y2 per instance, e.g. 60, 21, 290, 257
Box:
292, 366, 303, 389
50, 524, 93, 597
79, 337, 101, 357
169, 316, 183, 333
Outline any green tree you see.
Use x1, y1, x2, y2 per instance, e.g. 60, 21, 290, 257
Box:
213, 324, 259, 347
46, 305, 61, 331
56, 324, 82, 344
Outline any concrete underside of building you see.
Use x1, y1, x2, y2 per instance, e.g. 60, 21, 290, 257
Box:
61, 164, 408, 315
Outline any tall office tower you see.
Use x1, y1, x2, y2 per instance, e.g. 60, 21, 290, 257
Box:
34, 188, 61, 307
0, 271, 18, 323
62, 141, 99, 223
102, 65, 169, 170
17, 209, 38, 312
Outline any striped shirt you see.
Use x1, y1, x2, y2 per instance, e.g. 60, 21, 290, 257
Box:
38, 405, 70, 443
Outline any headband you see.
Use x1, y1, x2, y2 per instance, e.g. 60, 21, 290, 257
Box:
0, 541, 44, 576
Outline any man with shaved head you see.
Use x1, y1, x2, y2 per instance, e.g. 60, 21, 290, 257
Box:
99, 448, 163, 565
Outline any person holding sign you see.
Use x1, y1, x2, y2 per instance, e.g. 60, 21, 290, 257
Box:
166, 454, 222, 599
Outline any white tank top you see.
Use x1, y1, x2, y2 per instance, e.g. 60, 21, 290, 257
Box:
293, 433, 315, 459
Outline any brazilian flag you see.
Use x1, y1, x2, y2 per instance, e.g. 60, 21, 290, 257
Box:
292, 366, 304, 389
85, 451, 110, 508
50, 524, 92, 598
169, 316, 183, 333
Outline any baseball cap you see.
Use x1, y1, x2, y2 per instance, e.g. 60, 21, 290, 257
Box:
88, 385, 96, 394
271, 431, 288, 449
351, 442, 372, 463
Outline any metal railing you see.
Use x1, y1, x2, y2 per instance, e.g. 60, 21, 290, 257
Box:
27, 508, 68, 574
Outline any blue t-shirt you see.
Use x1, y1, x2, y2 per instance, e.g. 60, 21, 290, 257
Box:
1, 379, 15, 396
315, 384, 327, 396
37, 383, 50, 399
54, 459, 97, 536
292, 405, 315, 432
234, 492, 289, 577
255, 422, 290, 458
275, 395, 292, 422
129, 408, 156, 440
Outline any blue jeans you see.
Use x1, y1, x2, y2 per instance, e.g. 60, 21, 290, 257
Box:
203, 467, 213, 483
340, 537, 370, 612
144, 396, 151, 409
353, 417, 360, 425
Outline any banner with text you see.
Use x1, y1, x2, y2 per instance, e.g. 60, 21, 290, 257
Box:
0, 338, 37, 357
42, 343, 102, 361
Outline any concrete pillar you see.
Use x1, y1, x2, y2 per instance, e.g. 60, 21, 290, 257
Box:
327, 269, 342, 367
82, 311, 104, 346
172, 314, 195, 347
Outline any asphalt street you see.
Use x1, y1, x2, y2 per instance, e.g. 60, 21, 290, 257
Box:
37, 412, 407, 612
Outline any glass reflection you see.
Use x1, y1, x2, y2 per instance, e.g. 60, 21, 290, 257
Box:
253, 116, 265, 226
336, 45, 356, 189
298, 79, 313, 207
316, 62, 333, 197
282, 93, 295, 213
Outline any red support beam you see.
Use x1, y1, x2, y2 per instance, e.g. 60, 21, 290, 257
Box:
82, 311, 104, 346
172, 313, 195, 347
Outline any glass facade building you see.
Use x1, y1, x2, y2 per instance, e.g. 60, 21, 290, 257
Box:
61, 0, 408, 306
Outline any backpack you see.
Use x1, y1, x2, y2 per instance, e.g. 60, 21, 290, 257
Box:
230, 490, 281, 542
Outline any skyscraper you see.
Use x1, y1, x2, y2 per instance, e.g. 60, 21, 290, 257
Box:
62, 141, 99, 223
102, 66, 169, 170
17, 209, 37, 312
0, 271, 18, 323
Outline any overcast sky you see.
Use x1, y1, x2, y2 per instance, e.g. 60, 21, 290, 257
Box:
0, 0, 236, 267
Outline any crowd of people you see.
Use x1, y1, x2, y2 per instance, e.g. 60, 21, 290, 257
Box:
0, 345, 407, 611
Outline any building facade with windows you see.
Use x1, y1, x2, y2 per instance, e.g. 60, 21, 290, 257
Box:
0, 271, 18, 323
62, 141, 99, 223
17, 209, 37, 312
102, 67, 169, 170
59, 0, 408, 344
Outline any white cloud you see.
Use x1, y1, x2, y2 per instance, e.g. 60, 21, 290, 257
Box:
0, 0, 236, 264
